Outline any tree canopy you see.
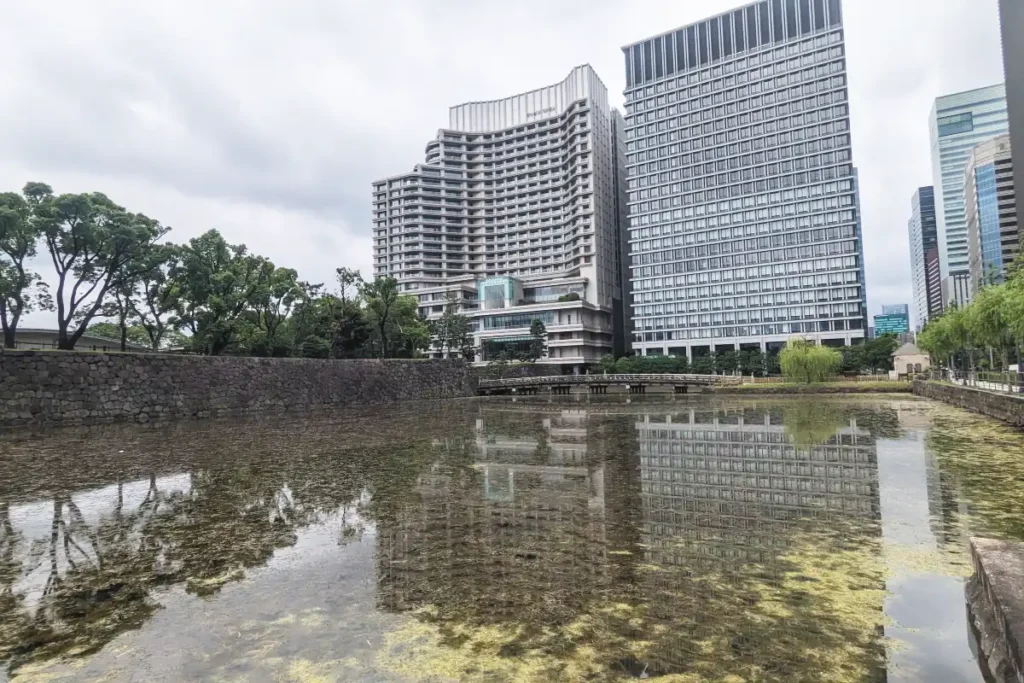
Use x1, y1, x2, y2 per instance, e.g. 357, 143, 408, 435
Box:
0, 181, 432, 358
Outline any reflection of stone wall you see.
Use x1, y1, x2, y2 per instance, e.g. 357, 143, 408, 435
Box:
914, 380, 1024, 428
0, 351, 474, 427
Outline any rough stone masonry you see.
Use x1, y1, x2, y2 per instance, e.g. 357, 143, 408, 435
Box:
0, 351, 475, 428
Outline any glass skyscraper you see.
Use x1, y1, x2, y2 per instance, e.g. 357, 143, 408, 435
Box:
907, 187, 942, 330
622, 0, 867, 361
928, 84, 1008, 306
964, 134, 1018, 293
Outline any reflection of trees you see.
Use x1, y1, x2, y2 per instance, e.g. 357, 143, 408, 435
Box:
926, 411, 1024, 541
0, 423, 464, 676
781, 401, 850, 448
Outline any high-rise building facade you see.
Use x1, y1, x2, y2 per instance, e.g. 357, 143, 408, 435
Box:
965, 134, 1018, 293
929, 84, 1008, 306
907, 187, 943, 330
622, 0, 868, 360
372, 65, 629, 368
1000, 0, 1024, 216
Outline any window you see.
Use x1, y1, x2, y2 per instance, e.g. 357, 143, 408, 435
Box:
937, 112, 974, 137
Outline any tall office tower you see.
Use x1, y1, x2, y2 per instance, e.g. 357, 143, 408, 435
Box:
929, 84, 1008, 306
622, 0, 868, 361
372, 65, 629, 368
907, 187, 943, 330
965, 134, 1018, 293
1000, 0, 1024, 217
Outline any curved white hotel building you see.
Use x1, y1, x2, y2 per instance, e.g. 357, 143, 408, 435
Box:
622, 0, 868, 360
373, 65, 630, 369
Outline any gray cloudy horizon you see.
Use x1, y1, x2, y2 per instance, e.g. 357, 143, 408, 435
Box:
0, 0, 1007, 326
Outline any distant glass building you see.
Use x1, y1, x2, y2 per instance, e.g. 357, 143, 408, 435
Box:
965, 134, 1018, 293
929, 84, 1008, 306
907, 187, 943, 330
622, 0, 867, 360
873, 305, 909, 337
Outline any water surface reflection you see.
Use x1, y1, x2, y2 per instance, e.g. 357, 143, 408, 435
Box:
0, 397, 1018, 681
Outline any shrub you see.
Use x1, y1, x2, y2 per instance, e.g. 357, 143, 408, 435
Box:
614, 357, 636, 374
779, 338, 842, 384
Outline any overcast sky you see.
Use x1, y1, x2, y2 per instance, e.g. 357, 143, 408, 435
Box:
0, 0, 1007, 326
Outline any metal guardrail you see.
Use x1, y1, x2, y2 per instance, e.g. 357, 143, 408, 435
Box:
478, 374, 743, 388
929, 369, 1024, 395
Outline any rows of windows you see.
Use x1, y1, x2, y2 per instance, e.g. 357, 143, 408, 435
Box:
625, 0, 843, 88
626, 56, 847, 142
631, 240, 859, 279
627, 94, 850, 183
630, 166, 854, 231
634, 318, 864, 343
633, 258, 860, 294
627, 39, 843, 112
635, 220, 855, 256
631, 137, 851, 209
634, 285, 862, 316
634, 305, 863, 332
634, 215, 856, 263
630, 179, 855, 239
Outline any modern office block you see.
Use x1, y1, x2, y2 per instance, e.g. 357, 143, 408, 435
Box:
929, 84, 1008, 306
372, 65, 629, 368
965, 134, 1018, 293
622, 0, 868, 360
907, 187, 943, 330
873, 304, 910, 337
1000, 0, 1024, 216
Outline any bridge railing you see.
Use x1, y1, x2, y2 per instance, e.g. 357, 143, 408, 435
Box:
478, 374, 743, 388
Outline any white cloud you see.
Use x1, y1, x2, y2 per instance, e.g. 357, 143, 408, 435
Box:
0, 0, 1007, 327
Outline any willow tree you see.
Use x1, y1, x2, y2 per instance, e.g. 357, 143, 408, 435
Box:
779, 338, 842, 384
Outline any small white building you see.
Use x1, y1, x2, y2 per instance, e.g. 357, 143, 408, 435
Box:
892, 343, 931, 376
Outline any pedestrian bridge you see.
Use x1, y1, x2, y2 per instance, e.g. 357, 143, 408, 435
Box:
477, 373, 743, 395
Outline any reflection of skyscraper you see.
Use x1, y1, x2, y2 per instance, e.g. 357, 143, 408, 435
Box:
636, 406, 879, 573
375, 407, 614, 618
374, 402, 886, 681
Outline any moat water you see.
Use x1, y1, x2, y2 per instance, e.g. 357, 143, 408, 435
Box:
1, 395, 1021, 682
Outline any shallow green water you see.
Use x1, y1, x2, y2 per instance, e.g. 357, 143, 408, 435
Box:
0, 395, 1021, 682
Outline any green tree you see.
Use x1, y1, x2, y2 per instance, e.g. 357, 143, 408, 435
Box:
86, 321, 149, 348
738, 349, 765, 376
0, 188, 51, 348
597, 354, 618, 374
528, 319, 547, 362
432, 294, 473, 359
362, 277, 430, 358
614, 356, 635, 374
779, 338, 842, 383
129, 244, 182, 351
716, 350, 739, 375
691, 355, 715, 375
249, 267, 301, 356
862, 335, 899, 373
34, 186, 166, 350
174, 230, 272, 355
361, 277, 401, 358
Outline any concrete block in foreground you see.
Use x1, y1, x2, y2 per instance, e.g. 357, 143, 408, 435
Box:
967, 538, 1024, 682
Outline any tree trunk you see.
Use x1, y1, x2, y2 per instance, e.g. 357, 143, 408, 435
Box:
3, 328, 15, 350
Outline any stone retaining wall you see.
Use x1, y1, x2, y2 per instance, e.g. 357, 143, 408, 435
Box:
967, 538, 1024, 682
913, 380, 1024, 428
0, 351, 474, 427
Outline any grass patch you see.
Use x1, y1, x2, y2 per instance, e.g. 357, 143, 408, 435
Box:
715, 381, 912, 394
